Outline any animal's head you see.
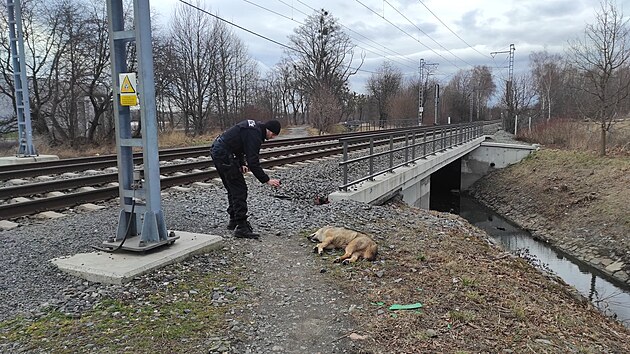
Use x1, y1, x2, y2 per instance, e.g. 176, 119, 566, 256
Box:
307, 226, 329, 243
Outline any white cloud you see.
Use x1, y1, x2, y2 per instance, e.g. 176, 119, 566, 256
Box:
149, 0, 599, 92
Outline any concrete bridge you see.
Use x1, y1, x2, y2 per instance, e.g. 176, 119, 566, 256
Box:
329, 133, 538, 208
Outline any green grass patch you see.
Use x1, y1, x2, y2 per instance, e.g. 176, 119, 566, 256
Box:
448, 310, 476, 323
0, 271, 245, 353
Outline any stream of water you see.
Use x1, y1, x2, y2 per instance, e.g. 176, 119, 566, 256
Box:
445, 194, 630, 326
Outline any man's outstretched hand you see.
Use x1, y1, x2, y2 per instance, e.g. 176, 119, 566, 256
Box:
267, 179, 281, 187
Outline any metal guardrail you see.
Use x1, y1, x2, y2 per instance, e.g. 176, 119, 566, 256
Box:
338, 122, 484, 191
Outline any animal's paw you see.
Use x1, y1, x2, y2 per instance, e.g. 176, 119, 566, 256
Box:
312, 245, 318, 253
333, 257, 341, 263
342, 259, 350, 265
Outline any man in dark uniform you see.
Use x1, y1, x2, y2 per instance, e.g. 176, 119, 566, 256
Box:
210, 119, 281, 239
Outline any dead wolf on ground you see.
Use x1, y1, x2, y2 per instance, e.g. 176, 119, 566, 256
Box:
308, 226, 378, 264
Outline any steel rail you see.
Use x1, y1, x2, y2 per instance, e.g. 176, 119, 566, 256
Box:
0, 125, 438, 178
0, 142, 339, 200
0, 131, 433, 201
0, 144, 343, 219
0, 121, 502, 219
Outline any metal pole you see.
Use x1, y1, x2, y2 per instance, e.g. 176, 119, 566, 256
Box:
103, 0, 175, 251
342, 141, 348, 188
6, 0, 37, 156
418, 59, 424, 126
404, 132, 409, 164
389, 134, 394, 170
434, 84, 439, 125
369, 138, 374, 180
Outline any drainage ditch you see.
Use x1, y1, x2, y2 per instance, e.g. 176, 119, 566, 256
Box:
431, 190, 630, 326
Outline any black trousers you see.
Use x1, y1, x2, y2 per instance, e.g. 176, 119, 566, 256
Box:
211, 142, 248, 223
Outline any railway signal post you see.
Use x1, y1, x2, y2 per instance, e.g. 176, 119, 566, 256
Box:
102, 0, 178, 251
6, 0, 36, 157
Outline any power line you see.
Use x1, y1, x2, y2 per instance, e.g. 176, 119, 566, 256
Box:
383, 0, 475, 68
415, 0, 491, 60
274, 0, 416, 70
243, 0, 301, 25
177, 0, 292, 51
355, 0, 464, 71
292, 0, 418, 69
176, 0, 377, 75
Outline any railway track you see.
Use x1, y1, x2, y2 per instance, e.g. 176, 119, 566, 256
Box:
0, 128, 396, 180
0, 122, 500, 220
1, 127, 427, 220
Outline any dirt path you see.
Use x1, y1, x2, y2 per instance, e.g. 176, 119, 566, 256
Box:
229, 125, 358, 352
228, 235, 357, 353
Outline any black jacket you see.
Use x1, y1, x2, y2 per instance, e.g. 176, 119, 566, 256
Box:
219, 120, 270, 183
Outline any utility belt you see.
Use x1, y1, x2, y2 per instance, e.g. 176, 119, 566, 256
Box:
212, 136, 226, 147
211, 136, 238, 167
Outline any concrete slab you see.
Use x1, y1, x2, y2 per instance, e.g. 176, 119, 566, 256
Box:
0, 220, 19, 231
76, 203, 106, 212
170, 186, 192, 192
35, 211, 65, 219
0, 155, 59, 166
46, 191, 66, 198
51, 231, 223, 285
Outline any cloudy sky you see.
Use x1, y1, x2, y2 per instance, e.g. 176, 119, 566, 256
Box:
149, 0, 602, 93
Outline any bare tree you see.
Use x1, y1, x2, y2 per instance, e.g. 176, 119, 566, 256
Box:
152, 33, 179, 132
366, 61, 402, 127
530, 51, 566, 121
285, 8, 361, 122
471, 66, 495, 120
567, 0, 630, 156
442, 70, 472, 122
74, 1, 112, 144
388, 79, 418, 124
442, 66, 495, 124
211, 20, 259, 128
0, 0, 57, 138
310, 85, 341, 134
0, 0, 116, 146
512, 74, 537, 121
168, 1, 217, 136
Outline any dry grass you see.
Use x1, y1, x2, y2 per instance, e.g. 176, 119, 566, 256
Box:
518, 118, 630, 156
0, 130, 222, 158
322, 208, 630, 353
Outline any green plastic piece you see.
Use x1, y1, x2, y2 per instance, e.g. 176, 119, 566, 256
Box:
388, 303, 423, 310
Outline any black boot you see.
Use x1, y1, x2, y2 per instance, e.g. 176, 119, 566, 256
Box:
226, 219, 238, 230
234, 221, 260, 239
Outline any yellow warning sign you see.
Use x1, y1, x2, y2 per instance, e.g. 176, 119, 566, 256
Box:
120, 94, 138, 106
119, 73, 138, 106
120, 74, 136, 93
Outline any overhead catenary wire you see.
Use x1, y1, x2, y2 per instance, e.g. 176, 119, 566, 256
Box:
272, 0, 417, 71
382, 0, 475, 68
354, 0, 464, 71
177, 0, 293, 51
176, 0, 377, 74
290, 0, 419, 70
415, 0, 491, 60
